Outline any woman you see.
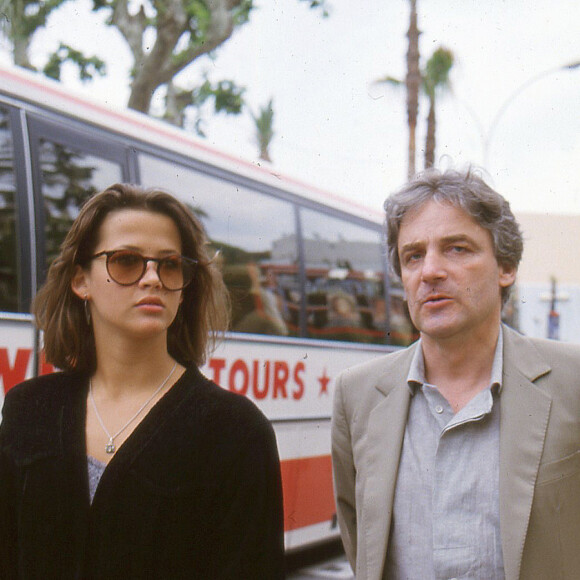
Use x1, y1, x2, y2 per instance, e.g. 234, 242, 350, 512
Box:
0, 184, 285, 579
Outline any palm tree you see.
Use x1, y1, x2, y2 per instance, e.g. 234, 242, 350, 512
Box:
251, 99, 275, 163
373, 0, 420, 179
423, 47, 454, 168
405, 0, 421, 179
374, 45, 454, 173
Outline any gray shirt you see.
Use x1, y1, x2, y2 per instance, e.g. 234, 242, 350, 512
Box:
385, 331, 505, 580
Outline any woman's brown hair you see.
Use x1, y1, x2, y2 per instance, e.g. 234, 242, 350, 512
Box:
33, 183, 230, 373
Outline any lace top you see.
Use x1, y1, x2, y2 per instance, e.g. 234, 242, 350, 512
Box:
87, 455, 107, 504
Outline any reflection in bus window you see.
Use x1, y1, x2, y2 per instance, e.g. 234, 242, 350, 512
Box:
138, 154, 299, 337
38, 139, 123, 275
0, 107, 18, 312
389, 290, 417, 346
300, 209, 388, 344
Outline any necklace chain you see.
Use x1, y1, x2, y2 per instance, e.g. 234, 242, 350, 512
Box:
89, 362, 178, 454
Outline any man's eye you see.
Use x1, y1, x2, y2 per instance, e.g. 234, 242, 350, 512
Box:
404, 253, 422, 264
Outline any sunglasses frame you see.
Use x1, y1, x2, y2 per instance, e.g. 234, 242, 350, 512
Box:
90, 250, 198, 291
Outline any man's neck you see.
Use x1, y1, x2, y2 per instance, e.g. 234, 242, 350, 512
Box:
420, 323, 501, 412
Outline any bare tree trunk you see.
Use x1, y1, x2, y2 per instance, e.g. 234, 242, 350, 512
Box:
425, 98, 436, 168
405, 0, 421, 180
120, 0, 239, 113
127, 76, 169, 114
259, 147, 272, 163
11, 0, 34, 70
13, 36, 33, 69
164, 82, 183, 126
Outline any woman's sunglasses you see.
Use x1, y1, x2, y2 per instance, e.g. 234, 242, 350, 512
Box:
90, 250, 197, 291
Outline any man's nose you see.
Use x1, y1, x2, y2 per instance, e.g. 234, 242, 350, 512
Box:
420, 250, 447, 282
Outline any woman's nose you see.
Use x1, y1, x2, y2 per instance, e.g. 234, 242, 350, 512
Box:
139, 260, 163, 287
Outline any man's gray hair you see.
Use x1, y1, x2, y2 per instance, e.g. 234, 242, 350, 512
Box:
384, 167, 523, 304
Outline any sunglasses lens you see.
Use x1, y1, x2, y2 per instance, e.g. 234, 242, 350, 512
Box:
159, 256, 187, 290
107, 251, 145, 285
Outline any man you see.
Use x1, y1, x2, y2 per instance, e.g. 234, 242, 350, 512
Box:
331, 168, 580, 580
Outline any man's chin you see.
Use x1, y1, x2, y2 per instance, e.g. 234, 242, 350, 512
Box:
416, 319, 463, 341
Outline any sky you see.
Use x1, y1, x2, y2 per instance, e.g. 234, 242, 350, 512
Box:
3, 0, 579, 216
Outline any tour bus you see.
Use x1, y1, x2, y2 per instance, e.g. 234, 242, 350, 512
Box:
0, 65, 414, 552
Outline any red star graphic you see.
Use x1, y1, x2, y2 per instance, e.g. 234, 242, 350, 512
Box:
318, 369, 331, 395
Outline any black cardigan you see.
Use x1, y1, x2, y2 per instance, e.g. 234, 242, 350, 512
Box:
0, 367, 285, 579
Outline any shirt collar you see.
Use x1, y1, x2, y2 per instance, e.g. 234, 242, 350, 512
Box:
407, 326, 504, 395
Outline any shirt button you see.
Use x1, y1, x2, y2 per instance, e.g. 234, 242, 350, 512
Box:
435, 405, 444, 414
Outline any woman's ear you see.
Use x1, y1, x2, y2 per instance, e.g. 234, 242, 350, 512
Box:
71, 265, 89, 300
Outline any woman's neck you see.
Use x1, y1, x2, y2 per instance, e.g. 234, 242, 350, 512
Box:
91, 333, 178, 398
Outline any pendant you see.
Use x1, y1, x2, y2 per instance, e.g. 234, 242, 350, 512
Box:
105, 438, 116, 454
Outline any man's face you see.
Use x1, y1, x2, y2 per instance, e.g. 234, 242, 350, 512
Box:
397, 200, 516, 343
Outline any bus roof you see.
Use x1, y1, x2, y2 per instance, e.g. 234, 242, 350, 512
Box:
1, 64, 384, 224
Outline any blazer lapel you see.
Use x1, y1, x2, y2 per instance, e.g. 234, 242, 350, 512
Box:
499, 327, 552, 580
362, 346, 415, 580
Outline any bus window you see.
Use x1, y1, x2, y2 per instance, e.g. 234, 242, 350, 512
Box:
300, 208, 388, 344
37, 139, 123, 275
0, 107, 18, 313
139, 154, 300, 337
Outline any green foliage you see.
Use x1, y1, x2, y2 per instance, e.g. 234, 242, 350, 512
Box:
423, 47, 454, 98
213, 80, 245, 113
252, 99, 274, 140
231, 0, 253, 26
376, 43, 454, 172
299, 0, 329, 17
377, 46, 454, 99
0, 0, 71, 68
5, 0, 70, 38
3, 0, 329, 138
251, 98, 275, 161
179, 0, 212, 44
91, 0, 110, 11
43, 43, 106, 82
164, 76, 246, 136
375, 75, 403, 87
190, 78, 246, 114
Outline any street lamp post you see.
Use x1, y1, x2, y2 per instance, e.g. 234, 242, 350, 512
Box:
482, 60, 580, 168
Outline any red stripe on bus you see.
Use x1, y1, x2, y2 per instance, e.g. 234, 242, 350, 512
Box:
281, 455, 336, 531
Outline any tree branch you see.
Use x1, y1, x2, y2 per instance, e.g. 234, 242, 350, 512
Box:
158, 0, 239, 83
109, 0, 147, 68
128, 0, 245, 112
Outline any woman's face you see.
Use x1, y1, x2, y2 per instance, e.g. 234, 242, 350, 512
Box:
72, 209, 185, 344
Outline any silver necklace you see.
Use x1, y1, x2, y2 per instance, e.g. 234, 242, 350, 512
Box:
89, 362, 178, 454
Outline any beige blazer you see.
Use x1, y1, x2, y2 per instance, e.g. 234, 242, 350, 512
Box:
332, 324, 580, 580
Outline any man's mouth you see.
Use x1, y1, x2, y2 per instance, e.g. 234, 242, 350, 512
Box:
422, 294, 451, 305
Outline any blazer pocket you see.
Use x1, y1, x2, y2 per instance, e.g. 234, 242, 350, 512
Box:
536, 449, 580, 486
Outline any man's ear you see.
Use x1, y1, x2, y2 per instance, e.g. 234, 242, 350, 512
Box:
499, 263, 517, 289
71, 265, 89, 300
